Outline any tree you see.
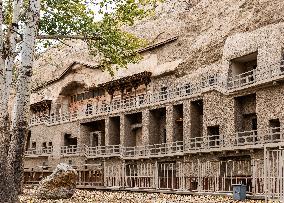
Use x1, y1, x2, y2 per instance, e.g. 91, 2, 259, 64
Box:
0, 0, 160, 202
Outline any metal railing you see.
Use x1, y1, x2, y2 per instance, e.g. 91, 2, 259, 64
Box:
23, 159, 266, 197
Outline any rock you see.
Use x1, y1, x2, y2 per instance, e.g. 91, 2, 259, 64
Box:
35, 163, 78, 200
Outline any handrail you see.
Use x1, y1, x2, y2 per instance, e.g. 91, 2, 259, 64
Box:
30, 73, 225, 126
26, 128, 284, 159
25, 146, 53, 157
60, 145, 82, 155
227, 64, 283, 89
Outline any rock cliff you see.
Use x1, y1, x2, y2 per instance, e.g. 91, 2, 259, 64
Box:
33, 0, 284, 85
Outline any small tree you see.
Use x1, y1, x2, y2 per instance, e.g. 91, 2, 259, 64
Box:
0, 0, 160, 202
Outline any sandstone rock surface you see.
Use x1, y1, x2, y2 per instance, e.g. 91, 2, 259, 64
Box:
36, 163, 78, 200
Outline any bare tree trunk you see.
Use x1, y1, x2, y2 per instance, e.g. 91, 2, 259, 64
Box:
0, 1, 24, 201
4, 0, 23, 118
0, 0, 9, 201
6, 0, 40, 201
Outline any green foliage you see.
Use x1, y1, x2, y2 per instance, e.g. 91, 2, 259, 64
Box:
40, 0, 95, 36
39, 0, 161, 75
2, 0, 161, 74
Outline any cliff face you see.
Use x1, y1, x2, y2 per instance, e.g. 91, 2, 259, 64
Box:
128, 0, 284, 74
32, 40, 99, 89
33, 0, 284, 86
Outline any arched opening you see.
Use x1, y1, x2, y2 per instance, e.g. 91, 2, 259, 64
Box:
56, 81, 86, 114
59, 81, 86, 97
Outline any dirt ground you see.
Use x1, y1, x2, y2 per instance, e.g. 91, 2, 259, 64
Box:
19, 188, 272, 203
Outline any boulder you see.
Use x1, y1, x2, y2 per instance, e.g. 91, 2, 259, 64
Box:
36, 163, 78, 200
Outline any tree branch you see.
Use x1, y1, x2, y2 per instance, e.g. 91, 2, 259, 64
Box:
37, 34, 100, 40
56, 38, 73, 47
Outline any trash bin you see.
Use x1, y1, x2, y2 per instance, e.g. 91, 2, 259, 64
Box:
232, 184, 246, 201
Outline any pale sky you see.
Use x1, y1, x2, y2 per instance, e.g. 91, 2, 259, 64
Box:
89, 1, 115, 21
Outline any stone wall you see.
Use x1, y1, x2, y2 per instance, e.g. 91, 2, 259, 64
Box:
257, 83, 284, 132
29, 121, 80, 159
